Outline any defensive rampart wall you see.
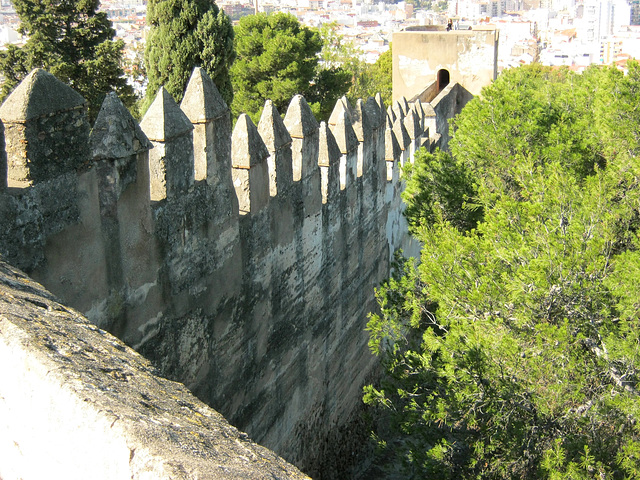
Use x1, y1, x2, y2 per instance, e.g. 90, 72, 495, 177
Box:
0, 68, 469, 477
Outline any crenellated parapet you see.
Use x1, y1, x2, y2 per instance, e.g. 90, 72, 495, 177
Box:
0, 68, 468, 478
328, 98, 358, 191
318, 122, 341, 205
258, 100, 293, 199
385, 115, 402, 183
140, 87, 195, 202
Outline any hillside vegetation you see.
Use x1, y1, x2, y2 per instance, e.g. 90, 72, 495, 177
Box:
365, 62, 640, 479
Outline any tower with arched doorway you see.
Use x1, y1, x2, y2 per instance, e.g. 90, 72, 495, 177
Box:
392, 27, 499, 102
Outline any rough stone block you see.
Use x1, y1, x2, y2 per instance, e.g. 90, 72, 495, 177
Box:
258, 100, 292, 197
181, 68, 230, 183
232, 114, 270, 215
140, 88, 195, 201
0, 69, 89, 188
318, 122, 340, 204
284, 95, 319, 182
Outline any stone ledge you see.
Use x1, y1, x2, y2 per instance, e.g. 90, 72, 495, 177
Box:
0, 259, 310, 480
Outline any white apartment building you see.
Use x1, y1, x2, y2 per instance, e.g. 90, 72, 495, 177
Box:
449, 0, 506, 19
580, 0, 631, 43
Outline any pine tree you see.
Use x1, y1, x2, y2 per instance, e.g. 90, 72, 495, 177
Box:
365, 62, 640, 479
144, 0, 235, 111
231, 13, 321, 121
231, 12, 350, 122
0, 0, 135, 121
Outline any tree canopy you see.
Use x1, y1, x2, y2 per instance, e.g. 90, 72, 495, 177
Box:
230, 13, 350, 122
365, 62, 640, 479
366, 47, 392, 107
0, 0, 135, 120
144, 0, 235, 111
404, 0, 448, 11
318, 23, 392, 108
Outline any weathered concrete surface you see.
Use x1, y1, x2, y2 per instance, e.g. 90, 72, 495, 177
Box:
393, 29, 498, 101
0, 259, 310, 480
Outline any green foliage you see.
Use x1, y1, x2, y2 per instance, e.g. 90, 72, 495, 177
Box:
402, 148, 481, 234
230, 13, 346, 122
345, 46, 393, 108
318, 23, 392, 107
435, 0, 449, 11
369, 47, 392, 107
318, 21, 359, 69
0, 0, 135, 121
309, 66, 352, 121
121, 42, 146, 96
366, 62, 640, 479
594, 61, 640, 159
404, 0, 446, 11
144, 0, 235, 112
316, 21, 358, 116
450, 64, 606, 197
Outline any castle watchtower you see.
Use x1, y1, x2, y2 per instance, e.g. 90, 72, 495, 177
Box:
392, 27, 499, 102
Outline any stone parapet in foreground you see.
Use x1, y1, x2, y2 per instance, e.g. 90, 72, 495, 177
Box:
0, 259, 309, 480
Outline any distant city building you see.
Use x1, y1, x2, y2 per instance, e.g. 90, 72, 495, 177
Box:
0, 24, 18, 44
357, 19, 380, 27
505, 0, 525, 11
3, 0, 636, 96
551, 0, 575, 11
601, 37, 623, 63
218, 1, 255, 20
449, 0, 506, 19
579, 0, 631, 43
630, 0, 640, 24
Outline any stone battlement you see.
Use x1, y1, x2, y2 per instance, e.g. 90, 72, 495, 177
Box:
0, 68, 471, 477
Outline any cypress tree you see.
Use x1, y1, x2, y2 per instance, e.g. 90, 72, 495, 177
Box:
0, 0, 135, 121
144, 0, 235, 111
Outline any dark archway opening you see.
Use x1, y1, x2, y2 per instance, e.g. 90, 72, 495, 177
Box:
437, 69, 450, 92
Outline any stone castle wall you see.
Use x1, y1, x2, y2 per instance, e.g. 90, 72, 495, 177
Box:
0, 68, 471, 477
